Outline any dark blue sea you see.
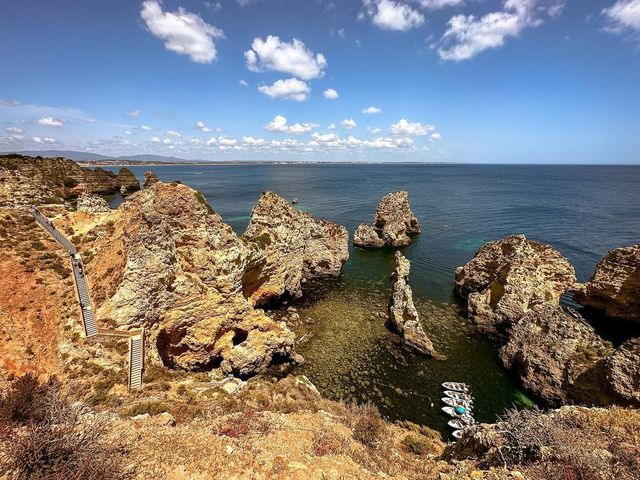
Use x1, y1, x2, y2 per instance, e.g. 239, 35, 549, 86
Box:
105, 164, 640, 432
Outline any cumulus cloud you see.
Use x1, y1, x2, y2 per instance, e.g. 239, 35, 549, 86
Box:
328, 123, 337, 130
361, 0, 425, 31
341, 118, 357, 129
6, 127, 23, 134
166, 130, 181, 137
140, 0, 224, 63
125, 110, 140, 117
218, 136, 237, 146
150, 135, 162, 142
245, 36, 327, 80
603, 0, 640, 35
239, 79, 249, 86
264, 115, 317, 134
323, 88, 339, 99
140, 124, 153, 131
195, 120, 212, 133
437, 0, 559, 61
416, 0, 465, 9
258, 78, 310, 101
362, 106, 382, 114
390, 119, 435, 136
37, 116, 64, 127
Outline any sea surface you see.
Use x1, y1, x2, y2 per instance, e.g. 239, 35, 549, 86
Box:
104, 164, 640, 432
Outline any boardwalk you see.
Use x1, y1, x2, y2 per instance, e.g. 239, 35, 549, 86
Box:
31, 207, 144, 389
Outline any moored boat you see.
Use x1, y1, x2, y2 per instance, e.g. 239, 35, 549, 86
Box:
442, 405, 469, 417
442, 382, 469, 393
442, 397, 473, 409
452, 430, 464, 439
444, 390, 473, 401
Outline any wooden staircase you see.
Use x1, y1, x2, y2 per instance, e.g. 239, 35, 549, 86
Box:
128, 332, 144, 390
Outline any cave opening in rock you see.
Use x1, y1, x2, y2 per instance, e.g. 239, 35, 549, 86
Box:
232, 329, 248, 346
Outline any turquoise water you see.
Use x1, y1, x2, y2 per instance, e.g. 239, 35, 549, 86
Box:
104, 164, 640, 431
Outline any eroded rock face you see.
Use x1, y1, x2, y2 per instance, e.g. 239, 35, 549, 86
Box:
500, 304, 613, 405
574, 244, 640, 322
142, 170, 159, 189
116, 168, 140, 195
455, 235, 576, 331
83, 182, 295, 376
242, 191, 349, 305
0, 155, 139, 206
388, 252, 442, 358
354, 191, 420, 248
606, 337, 640, 405
76, 193, 111, 213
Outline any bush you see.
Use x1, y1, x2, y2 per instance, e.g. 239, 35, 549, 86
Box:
0, 376, 127, 480
125, 401, 170, 417
194, 191, 215, 214
0, 373, 49, 426
348, 403, 384, 448
312, 428, 344, 456
401, 434, 433, 456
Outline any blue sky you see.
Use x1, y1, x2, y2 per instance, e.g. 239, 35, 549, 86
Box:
1, 0, 639, 163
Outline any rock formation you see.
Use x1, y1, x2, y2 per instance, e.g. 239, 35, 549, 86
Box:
573, 244, 640, 321
82, 182, 295, 377
116, 167, 140, 195
500, 304, 613, 405
0, 155, 140, 206
143, 170, 159, 189
388, 252, 442, 358
455, 235, 576, 331
354, 191, 420, 248
242, 191, 349, 305
76, 193, 111, 213
605, 337, 640, 405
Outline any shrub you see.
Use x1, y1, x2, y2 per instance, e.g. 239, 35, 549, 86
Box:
214, 410, 272, 439
401, 434, 433, 456
348, 403, 384, 448
194, 191, 215, 214
125, 401, 170, 417
313, 428, 344, 456
0, 373, 49, 426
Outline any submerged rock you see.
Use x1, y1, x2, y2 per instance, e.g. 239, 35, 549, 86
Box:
76, 193, 111, 213
242, 191, 349, 305
84, 182, 295, 377
354, 191, 420, 248
606, 336, 640, 405
500, 304, 613, 406
143, 170, 159, 189
573, 244, 640, 322
455, 235, 576, 331
388, 252, 443, 358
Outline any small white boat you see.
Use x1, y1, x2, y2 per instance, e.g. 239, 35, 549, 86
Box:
448, 419, 472, 430
452, 430, 464, 439
442, 382, 469, 393
442, 405, 470, 417
444, 390, 473, 401
442, 397, 473, 409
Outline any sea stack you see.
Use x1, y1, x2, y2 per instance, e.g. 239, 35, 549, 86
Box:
388, 251, 442, 358
143, 170, 159, 189
354, 191, 420, 248
573, 244, 640, 322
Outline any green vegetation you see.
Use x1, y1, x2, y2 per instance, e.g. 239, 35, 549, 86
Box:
125, 400, 171, 417
194, 191, 215, 214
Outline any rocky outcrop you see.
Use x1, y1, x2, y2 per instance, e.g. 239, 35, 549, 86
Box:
455, 235, 576, 331
500, 304, 613, 405
142, 170, 159, 189
0, 155, 140, 206
605, 337, 640, 405
116, 167, 140, 195
388, 252, 442, 358
242, 191, 349, 305
82, 182, 295, 377
76, 193, 111, 213
354, 191, 420, 248
573, 244, 640, 321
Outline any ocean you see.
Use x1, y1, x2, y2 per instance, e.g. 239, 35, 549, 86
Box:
104, 164, 640, 431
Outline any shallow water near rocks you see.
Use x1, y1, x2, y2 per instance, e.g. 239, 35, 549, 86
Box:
105, 164, 640, 432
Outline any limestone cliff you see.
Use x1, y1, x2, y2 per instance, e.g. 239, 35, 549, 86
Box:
354, 191, 420, 248
606, 337, 640, 405
0, 155, 140, 206
142, 170, 159, 189
499, 304, 613, 405
388, 252, 442, 358
76, 193, 111, 213
242, 191, 349, 305
573, 244, 640, 321
78, 182, 295, 377
455, 235, 576, 331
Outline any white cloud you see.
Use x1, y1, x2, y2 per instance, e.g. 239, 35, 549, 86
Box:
416, 0, 465, 9
218, 136, 237, 146
140, 124, 153, 131
191, 137, 201, 144
32, 136, 42, 143
239, 79, 249, 86
150, 136, 162, 142
166, 130, 181, 137
163, 138, 172, 144
6, 127, 23, 134
125, 110, 140, 117
323, 88, 339, 99
195, 120, 212, 133
362, 0, 425, 31
258, 78, 310, 101
206, 137, 217, 145
140, 0, 224, 63
362, 106, 382, 114
242, 136, 267, 146
603, 0, 640, 34
431, 132, 442, 140
37, 116, 64, 127
328, 123, 337, 130
437, 0, 555, 61
390, 119, 435, 136
264, 115, 316, 134
367, 126, 382, 134
245, 36, 327, 80
125, 130, 133, 135
341, 118, 357, 129
43, 137, 57, 144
